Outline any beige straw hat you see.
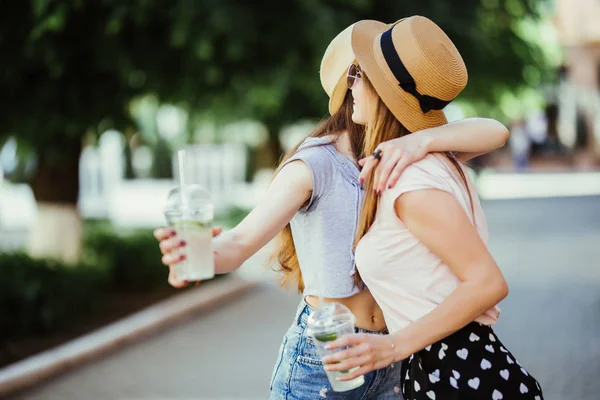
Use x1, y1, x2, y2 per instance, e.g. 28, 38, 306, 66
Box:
319, 23, 356, 115
319, 20, 404, 115
351, 16, 468, 132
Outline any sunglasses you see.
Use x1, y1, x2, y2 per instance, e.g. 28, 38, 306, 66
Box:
347, 64, 362, 89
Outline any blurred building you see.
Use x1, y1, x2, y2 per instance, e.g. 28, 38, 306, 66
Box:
554, 0, 600, 165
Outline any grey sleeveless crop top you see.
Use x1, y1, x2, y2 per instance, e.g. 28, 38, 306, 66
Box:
280, 137, 364, 298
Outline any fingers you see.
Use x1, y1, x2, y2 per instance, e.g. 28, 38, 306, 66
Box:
373, 163, 382, 195
358, 156, 378, 185
156, 226, 222, 240
154, 227, 176, 241
335, 362, 376, 381
167, 267, 189, 288
159, 225, 218, 289
325, 352, 371, 373
157, 227, 221, 254
385, 156, 413, 190
159, 236, 187, 255
374, 148, 404, 193
323, 341, 372, 365
324, 333, 365, 351
161, 252, 186, 267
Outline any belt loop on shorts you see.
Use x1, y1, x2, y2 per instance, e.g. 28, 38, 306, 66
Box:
294, 297, 315, 329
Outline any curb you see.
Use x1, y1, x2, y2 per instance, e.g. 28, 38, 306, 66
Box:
476, 171, 600, 200
0, 274, 259, 398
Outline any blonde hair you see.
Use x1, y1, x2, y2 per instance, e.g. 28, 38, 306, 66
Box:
355, 72, 473, 247
272, 92, 365, 293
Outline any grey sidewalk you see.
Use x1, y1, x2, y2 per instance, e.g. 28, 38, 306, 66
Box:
12, 196, 600, 400
12, 283, 301, 400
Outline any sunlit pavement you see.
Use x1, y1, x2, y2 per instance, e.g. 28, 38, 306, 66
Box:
12, 196, 600, 400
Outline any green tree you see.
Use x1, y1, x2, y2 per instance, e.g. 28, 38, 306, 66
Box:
0, 0, 551, 261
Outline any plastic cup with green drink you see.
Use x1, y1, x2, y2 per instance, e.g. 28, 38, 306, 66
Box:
307, 303, 365, 392
163, 183, 215, 282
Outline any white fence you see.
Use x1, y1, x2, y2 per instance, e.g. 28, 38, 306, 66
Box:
171, 143, 248, 208
78, 133, 249, 228
1, 131, 251, 236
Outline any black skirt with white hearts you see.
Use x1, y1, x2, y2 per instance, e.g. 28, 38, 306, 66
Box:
400, 322, 544, 400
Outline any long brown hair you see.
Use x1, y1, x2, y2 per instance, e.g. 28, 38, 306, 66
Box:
355, 73, 474, 246
272, 92, 365, 293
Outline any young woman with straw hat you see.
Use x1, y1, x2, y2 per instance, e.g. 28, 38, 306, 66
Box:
154, 20, 512, 399
322, 16, 544, 399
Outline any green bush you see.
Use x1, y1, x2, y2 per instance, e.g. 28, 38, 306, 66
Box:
215, 206, 250, 228
84, 229, 169, 292
0, 253, 108, 339
0, 219, 239, 339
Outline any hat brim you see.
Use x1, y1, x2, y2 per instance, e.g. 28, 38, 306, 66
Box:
351, 20, 447, 132
328, 73, 349, 115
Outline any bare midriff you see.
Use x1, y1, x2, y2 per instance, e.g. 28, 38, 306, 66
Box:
305, 290, 387, 332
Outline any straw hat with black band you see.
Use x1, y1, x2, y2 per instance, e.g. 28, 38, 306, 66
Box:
319, 23, 356, 115
351, 16, 468, 133
319, 19, 405, 115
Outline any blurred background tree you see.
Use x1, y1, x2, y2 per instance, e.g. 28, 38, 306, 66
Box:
0, 0, 554, 262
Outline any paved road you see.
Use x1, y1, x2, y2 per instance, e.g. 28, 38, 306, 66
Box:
13, 196, 600, 400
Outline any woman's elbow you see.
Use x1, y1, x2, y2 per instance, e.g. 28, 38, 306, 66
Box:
493, 278, 509, 302
485, 275, 509, 304
471, 267, 509, 305
495, 121, 510, 147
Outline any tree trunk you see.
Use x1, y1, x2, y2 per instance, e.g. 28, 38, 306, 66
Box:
124, 130, 136, 180
260, 119, 284, 169
28, 139, 83, 264
268, 133, 284, 166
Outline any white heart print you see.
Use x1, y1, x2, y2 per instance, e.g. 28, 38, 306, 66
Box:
499, 369, 510, 380
469, 333, 480, 342
452, 370, 460, 380
468, 377, 480, 390
426, 391, 436, 400
489, 333, 496, 342
414, 380, 421, 392
520, 383, 529, 394
507, 355, 514, 364
480, 358, 492, 370
485, 344, 495, 353
425, 345, 432, 351
429, 372, 440, 384
450, 377, 458, 389
521, 367, 529, 376
456, 348, 469, 360
535, 396, 541, 400
492, 389, 503, 400
441, 343, 448, 351
406, 370, 410, 380
438, 348, 446, 360
500, 346, 508, 353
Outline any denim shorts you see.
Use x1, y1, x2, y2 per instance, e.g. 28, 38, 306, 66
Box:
269, 299, 404, 400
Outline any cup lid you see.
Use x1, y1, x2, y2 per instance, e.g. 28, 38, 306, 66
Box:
307, 302, 355, 333
164, 184, 212, 214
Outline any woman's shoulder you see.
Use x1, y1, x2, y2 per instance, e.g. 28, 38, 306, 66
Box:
382, 153, 459, 200
279, 137, 340, 179
297, 136, 335, 150
292, 136, 339, 163
400, 153, 455, 180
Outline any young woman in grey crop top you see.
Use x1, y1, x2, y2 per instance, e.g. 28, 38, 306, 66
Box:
154, 22, 510, 400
